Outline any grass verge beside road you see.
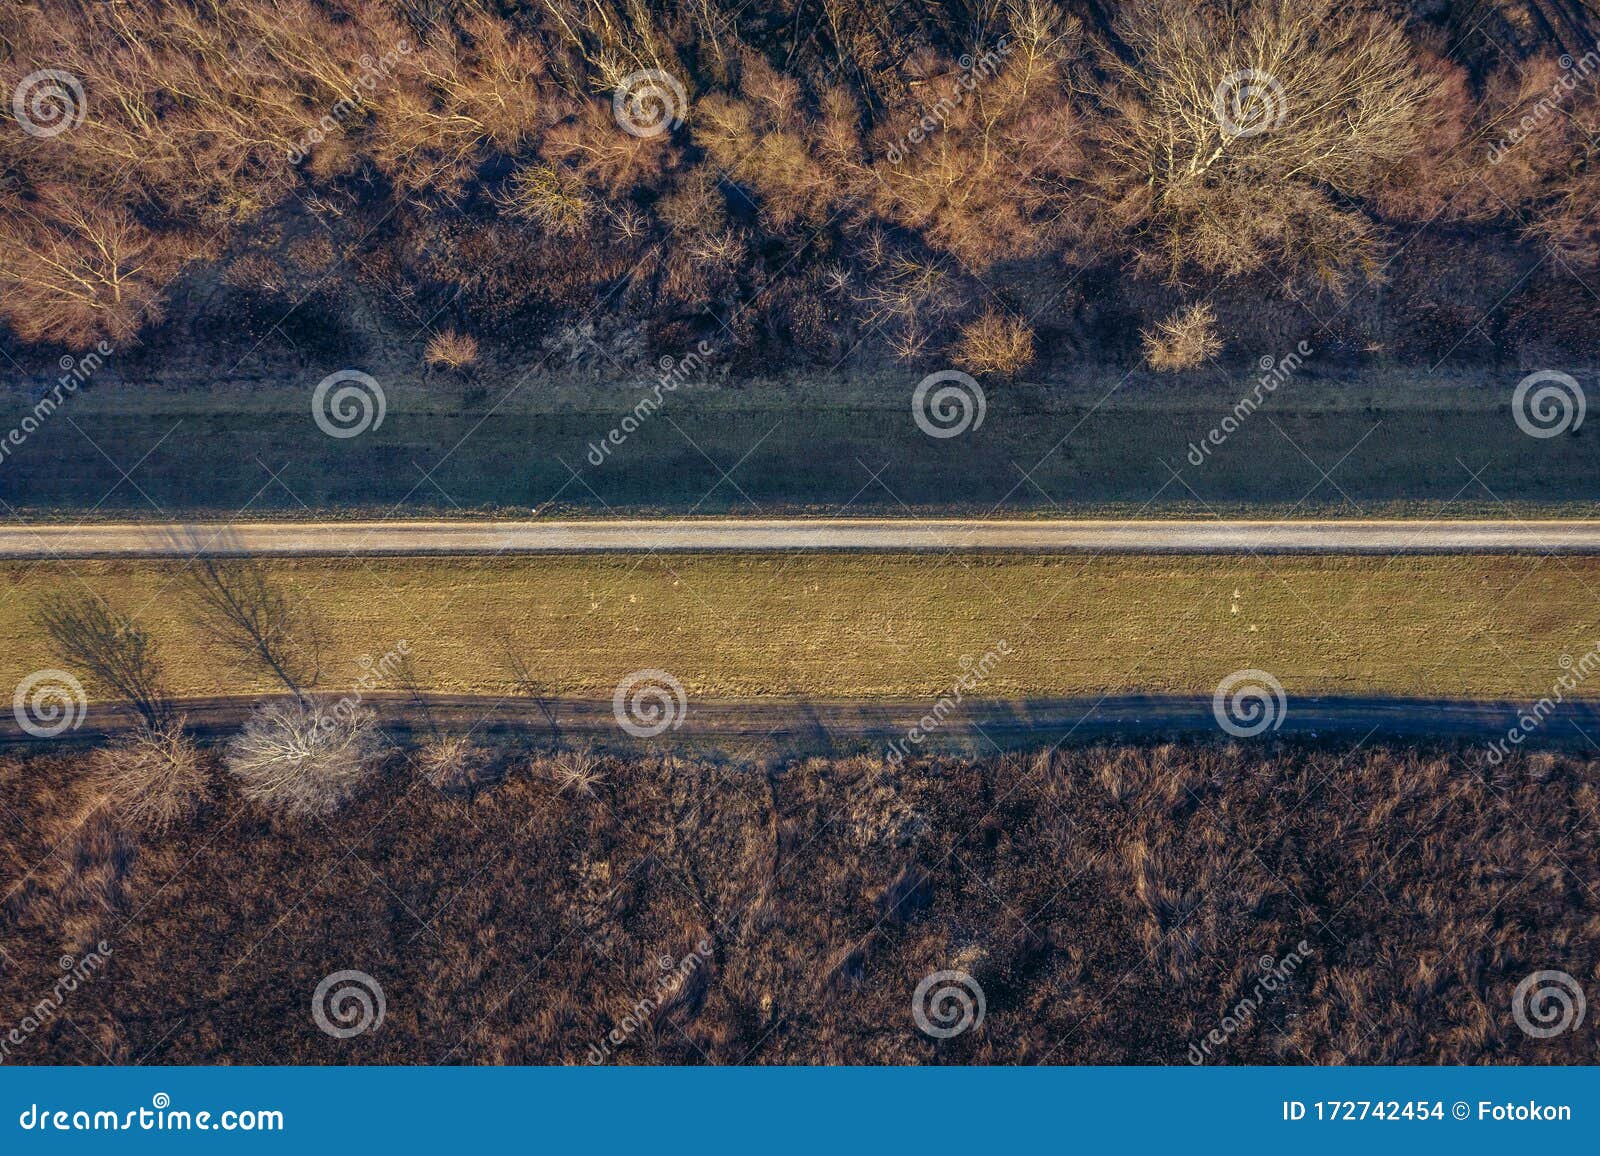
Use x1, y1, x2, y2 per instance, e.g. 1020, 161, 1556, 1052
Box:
0, 553, 1594, 702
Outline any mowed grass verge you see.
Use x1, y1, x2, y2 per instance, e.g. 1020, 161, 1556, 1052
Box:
0, 553, 1593, 702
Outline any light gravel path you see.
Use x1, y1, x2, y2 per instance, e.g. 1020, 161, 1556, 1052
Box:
6, 518, 1600, 557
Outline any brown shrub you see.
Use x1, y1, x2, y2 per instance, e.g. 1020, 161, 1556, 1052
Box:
425, 330, 480, 370
91, 721, 207, 833
953, 309, 1035, 378
1141, 301, 1221, 370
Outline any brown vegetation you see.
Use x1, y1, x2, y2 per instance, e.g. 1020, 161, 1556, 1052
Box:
1142, 301, 1222, 370
1, 1, 1594, 366
1, 737, 1595, 1064
89, 720, 206, 833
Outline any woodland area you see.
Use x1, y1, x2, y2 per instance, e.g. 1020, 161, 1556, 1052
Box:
1, 0, 1598, 378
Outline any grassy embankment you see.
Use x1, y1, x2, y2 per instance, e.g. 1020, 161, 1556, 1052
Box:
4, 367, 1597, 517
0, 552, 1592, 701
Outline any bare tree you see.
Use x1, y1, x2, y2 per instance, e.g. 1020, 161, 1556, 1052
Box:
1093, 0, 1441, 293
225, 697, 379, 817
34, 591, 171, 729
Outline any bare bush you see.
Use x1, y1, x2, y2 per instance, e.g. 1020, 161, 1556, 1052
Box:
414, 736, 491, 791
91, 720, 207, 833
546, 748, 606, 797
424, 330, 480, 369
224, 698, 380, 818
497, 163, 590, 236
1141, 302, 1221, 371
953, 309, 1035, 378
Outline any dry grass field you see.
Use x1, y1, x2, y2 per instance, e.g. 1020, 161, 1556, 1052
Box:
3, 740, 1595, 1064
0, 553, 1596, 702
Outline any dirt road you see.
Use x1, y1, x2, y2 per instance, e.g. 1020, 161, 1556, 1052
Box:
8, 518, 1600, 557
6, 692, 1580, 753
